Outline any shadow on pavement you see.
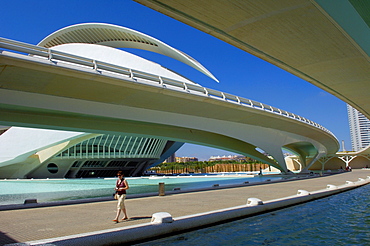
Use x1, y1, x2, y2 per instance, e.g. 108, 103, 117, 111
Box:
0, 231, 18, 245
128, 216, 152, 221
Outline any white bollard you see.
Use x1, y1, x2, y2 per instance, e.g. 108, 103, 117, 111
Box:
297, 190, 310, 196
358, 178, 365, 181
246, 198, 263, 206
326, 184, 337, 190
151, 212, 173, 224
345, 181, 354, 185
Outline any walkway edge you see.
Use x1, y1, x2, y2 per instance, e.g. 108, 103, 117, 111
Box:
16, 178, 370, 246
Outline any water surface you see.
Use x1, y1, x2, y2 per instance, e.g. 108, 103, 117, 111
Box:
0, 174, 281, 205
138, 184, 370, 246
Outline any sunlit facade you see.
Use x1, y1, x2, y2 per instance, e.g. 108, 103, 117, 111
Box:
347, 104, 370, 151
0, 126, 182, 178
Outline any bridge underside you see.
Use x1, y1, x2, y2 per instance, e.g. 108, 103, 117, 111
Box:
0, 101, 283, 171
135, 0, 370, 120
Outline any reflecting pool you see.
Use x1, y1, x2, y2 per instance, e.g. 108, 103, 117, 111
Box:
0, 174, 282, 205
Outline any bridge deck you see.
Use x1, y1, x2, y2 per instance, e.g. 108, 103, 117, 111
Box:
1, 169, 369, 245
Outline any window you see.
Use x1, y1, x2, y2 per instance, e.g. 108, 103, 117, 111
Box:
47, 163, 58, 174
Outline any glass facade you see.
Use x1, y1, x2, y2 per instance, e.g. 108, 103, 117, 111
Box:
56, 134, 167, 159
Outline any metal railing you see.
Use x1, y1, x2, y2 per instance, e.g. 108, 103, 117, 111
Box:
0, 37, 336, 138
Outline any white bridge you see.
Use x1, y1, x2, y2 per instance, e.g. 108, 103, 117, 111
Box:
0, 35, 339, 173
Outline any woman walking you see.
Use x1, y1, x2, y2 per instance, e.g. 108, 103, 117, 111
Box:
113, 171, 129, 222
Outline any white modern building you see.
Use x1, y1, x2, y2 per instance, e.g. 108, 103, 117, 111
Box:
0, 23, 218, 179
347, 104, 370, 151
0, 126, 185, 179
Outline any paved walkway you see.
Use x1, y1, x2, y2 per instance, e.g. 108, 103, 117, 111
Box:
1, 170, 369, 245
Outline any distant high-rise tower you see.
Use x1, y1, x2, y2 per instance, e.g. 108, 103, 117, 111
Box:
347, 104, 370, 151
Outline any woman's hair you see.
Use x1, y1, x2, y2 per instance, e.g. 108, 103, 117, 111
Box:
117, 170, 124, 176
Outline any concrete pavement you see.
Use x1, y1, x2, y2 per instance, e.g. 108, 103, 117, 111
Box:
1, 170, 369, 245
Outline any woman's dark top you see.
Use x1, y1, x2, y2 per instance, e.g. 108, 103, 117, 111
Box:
116, 178, 127, 195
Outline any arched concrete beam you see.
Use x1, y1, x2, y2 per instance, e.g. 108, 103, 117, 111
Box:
0, 53, 338, 173
0, 106, 285, 171
0, 88, 330, 174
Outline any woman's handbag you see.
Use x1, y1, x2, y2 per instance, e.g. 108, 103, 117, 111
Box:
113, 192, 119, 200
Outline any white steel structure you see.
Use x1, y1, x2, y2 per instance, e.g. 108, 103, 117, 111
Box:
0, 23, 340, 177
347, 104, 370, 151
0, 23, 220, 179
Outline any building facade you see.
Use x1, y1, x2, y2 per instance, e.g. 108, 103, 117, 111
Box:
347, 104, 370, 151
0, 127, 183, 178
209, 155, 245, 161
175, 157, 198, 163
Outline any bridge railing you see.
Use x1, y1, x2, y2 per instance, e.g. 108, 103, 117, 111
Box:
0, 37, 336, 138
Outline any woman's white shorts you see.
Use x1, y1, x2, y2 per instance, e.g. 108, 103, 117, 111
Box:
117, 194, 126, 209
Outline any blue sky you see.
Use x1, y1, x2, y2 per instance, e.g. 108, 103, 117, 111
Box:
1, 0, 351, 160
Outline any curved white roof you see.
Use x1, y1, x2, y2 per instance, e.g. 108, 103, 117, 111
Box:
38, 23, 218, 82
0, 127, 87, 167
51, 43, 196, 84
